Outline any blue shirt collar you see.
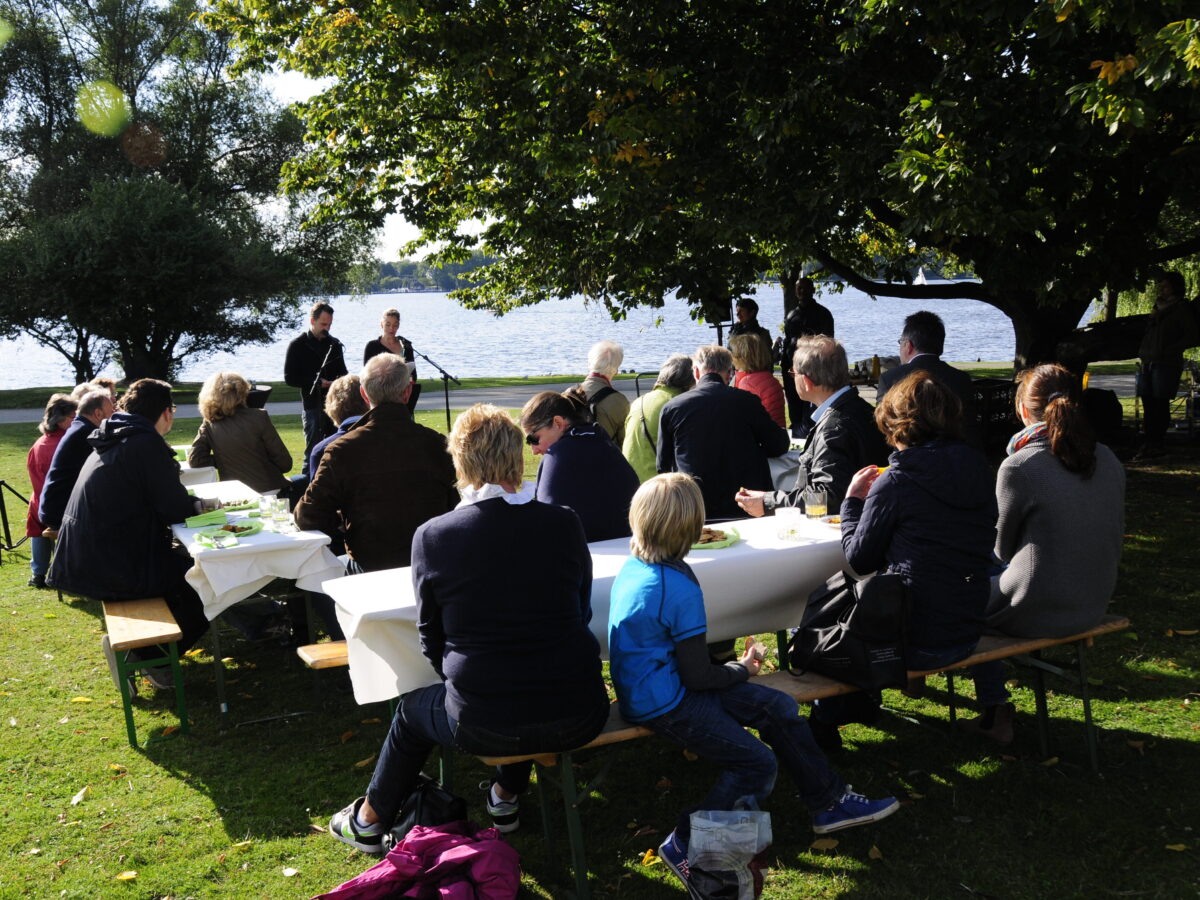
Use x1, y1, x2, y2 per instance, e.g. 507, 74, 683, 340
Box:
811, 385, 852, 424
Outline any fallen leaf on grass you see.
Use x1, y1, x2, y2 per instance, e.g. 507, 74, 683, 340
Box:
99, 822, 116, 831
340, 731, 355, 744
868, 845, 883, 860
70, 786, 89, 806
361, 717, 381, 724
1127, 740, 1145, 755
161, 725, 180, 736
908, 791, 925, 800
682, 750, 698, 761
308, 824, 326, 835
1040, 757, 1059, 767
29, 848, 41, 855
811, 838, 839, 851
1165, 661, 1180, 669
354, 754, 377, 769
8, 718, 15, 726
655, 777, 672, 789
1165, 844, 1188, 851
282, 867, 299, 877
640, 848, 661, 866
184, 649, 205, 659
232, 840, 253, 849
43, 613, 57, 619
115, 871, 137, 881
634, 826, 659, 837
59, 717, 69, 724
70, 697, 93, 703
1173, 629, 1197, 636
109, 764, 126, 772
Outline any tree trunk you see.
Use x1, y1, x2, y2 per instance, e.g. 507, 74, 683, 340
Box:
1002, 290, 1095, 370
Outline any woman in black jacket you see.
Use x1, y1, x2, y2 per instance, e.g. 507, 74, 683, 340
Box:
810, 371, 997, 748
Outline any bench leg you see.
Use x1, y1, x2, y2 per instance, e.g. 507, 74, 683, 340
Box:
558, 751, 591, 900
775, 630, 791, 672
944, 670, 958, 725
439, 745, 455, 793
1030, 651, 1051, 759
1076, 643, 1100, 774
210, 625, 230, 729
115, 650, 139, 749
534, 761, 557, 854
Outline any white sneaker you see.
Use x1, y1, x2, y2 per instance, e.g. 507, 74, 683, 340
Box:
484, 782, 520, 833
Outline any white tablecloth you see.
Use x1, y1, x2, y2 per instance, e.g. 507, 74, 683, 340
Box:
179, 462, 217, 486
171, 480, 344, 620
324, 514, 847, 705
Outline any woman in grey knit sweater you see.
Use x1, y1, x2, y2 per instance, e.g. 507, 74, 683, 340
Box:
963, 364, 1125, 744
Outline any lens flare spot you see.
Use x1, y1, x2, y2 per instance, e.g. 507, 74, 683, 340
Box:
76, 81, 132, 136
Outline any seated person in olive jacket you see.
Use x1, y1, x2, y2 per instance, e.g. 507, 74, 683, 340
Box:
736, 336, 889, 517
48, 379, 213, 691
295, 353, 458, 573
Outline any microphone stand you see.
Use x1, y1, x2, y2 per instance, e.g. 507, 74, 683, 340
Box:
309, 337, 339, 399
412, 347, 460, 432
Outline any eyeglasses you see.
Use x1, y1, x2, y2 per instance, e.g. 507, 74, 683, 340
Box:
896, 338, 908, 347
169, 404, 178, 412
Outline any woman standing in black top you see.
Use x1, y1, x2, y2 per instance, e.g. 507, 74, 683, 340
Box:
363, 308, 416, 375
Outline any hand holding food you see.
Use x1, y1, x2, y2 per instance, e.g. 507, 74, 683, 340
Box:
734, 486, 766, 517
847, 464, 882, 500
739, 636, 765, 675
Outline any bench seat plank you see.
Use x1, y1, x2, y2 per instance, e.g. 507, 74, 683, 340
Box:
103, 599, 182, 652
297, 640, 349, 669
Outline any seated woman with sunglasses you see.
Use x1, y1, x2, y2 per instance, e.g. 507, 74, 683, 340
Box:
520, 388, 641, 543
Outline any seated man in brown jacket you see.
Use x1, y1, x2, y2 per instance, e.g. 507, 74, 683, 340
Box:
295, 353, 458, 572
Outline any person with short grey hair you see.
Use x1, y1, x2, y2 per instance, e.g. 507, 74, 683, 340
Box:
657, 345, 789, 520
296, 353, 456, 573
38, 389, 117, 534
621, 354, 696, 482
581, 340, 631, 445
360, 352, 412, 405
737, 336, 888, 517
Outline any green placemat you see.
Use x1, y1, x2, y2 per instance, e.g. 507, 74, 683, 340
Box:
691, 525, 740, 550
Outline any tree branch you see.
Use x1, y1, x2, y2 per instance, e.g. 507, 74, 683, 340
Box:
813, 251, 990, 301
1149, 234, 1200, 265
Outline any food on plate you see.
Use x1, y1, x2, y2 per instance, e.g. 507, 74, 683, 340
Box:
220, 523, 255, 534
695, 527, 727, 545
824, 515, 842, 525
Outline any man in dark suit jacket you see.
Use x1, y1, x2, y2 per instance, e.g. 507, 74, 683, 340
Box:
736, 336, 889, 517
778, 277, 836, 438
877, 310, 979, 445
657, 345, 790, 520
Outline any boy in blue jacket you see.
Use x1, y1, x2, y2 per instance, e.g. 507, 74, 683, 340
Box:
608, 473, 898, 895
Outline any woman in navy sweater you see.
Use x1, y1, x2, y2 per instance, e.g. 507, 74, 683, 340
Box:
520, 388, 641, 542
328, 404, 609, 853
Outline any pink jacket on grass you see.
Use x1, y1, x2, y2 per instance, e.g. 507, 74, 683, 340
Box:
314, 822, 521, 900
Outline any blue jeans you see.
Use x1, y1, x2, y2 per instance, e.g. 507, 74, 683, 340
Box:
30, 536, 52, 578
644, 682, 844, 845
812, 640, 979, 726
300, 408, 334, 476
366, 682, 607, 828
969, 660, 1010, 707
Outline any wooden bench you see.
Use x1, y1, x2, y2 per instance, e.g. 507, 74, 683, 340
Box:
102, 598, 188, 748
478, 613, 1130, 900
297, 640, 349, 669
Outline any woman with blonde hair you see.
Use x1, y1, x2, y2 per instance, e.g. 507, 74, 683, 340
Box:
962, 364, 1125, 744
364, 308, 421, 409
25, 393, 77, 588
189, 372, 295, 496
608, 474, 898, 892
729, 333, 785, 428
328, 404, 608, 851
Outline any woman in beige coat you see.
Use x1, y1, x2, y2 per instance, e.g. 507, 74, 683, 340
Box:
189, 372, 294, 495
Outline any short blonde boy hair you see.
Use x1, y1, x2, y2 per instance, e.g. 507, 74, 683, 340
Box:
629, 473, 705, 564
447, 403, 524, 489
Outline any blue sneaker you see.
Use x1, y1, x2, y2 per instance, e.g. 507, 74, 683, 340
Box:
812, 786, 899, 834
658, 831, 703, 899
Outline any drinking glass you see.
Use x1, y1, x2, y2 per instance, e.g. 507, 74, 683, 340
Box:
803, 488, 828, 519
776, 506, 804, 541
271, 498, 291, 533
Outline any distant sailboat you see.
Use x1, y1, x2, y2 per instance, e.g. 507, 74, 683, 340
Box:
915, 266, 927, 285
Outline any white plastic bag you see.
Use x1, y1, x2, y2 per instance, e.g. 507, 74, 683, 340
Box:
687, 808, 773, 900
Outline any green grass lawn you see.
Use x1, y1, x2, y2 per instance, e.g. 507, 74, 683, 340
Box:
0, 410, 1196, 898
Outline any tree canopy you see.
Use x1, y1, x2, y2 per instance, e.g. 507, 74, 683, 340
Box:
210, 0, 1200, 365
0, 0, 373, 382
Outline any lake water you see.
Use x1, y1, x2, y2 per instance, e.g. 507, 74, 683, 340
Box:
0, 282, 1058, 389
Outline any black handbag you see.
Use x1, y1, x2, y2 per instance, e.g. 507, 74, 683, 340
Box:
787, 571, 909, 691
382, 775, 468, 850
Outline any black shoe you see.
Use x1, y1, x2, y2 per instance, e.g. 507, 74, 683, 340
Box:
27, 574, 46, 589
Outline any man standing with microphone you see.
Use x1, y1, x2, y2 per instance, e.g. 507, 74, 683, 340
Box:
285, 301, 348, 476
